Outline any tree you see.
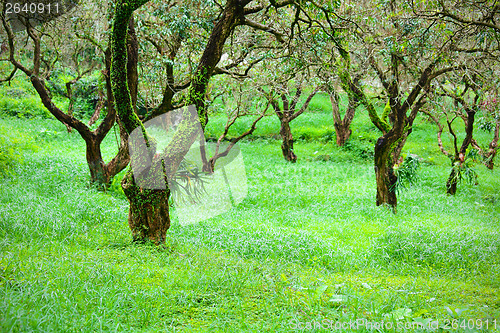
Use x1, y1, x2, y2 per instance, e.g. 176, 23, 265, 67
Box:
0, 0, 131, 187
345, 0, 466, 209
201, 75, 269, 173
284, 5, 363, 147
424, 74, 481, 194
111, 0, 295, 244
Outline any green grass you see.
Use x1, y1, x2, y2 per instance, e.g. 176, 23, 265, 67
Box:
0, 103, 499, 332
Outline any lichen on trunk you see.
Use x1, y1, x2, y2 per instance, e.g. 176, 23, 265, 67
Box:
446, 166, 458, 195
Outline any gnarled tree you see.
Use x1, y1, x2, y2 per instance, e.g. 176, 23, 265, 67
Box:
111, 0, 295, 244
0, 0, 132, 187
424, 75, 481, 194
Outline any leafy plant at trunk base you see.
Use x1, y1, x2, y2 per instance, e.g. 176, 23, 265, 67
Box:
392, 154, 421, 194
447, 149, 479, 188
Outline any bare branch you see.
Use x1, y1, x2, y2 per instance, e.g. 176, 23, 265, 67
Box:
241, 18, 285, 43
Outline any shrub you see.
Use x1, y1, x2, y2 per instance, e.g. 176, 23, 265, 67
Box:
0, 95, 51, 118
341, 140, 374, 160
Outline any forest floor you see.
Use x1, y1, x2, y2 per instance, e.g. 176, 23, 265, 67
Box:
1, 104, 499, 332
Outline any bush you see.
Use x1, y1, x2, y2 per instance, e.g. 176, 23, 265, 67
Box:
0, 94, 51, 118
341, 140, 374, 160
294, 126, 334, 142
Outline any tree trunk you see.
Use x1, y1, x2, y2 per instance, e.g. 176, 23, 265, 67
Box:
86, 137, 111, 186
334, 122, 352, 146
374, 136, 398, 210
280, 118, 297, 163
335, 97, 358, 146
487, 150, 497, 170
330, 91, 357, 147
121, 171, 171, 244
446, 165, 458, 195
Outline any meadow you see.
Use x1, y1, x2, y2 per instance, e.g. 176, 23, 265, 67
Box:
0, 90, 499, 332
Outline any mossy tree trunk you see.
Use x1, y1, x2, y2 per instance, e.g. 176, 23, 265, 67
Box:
446, 167, 458, 195
472, 119, 499, 170
487, 147, 498, 169
111, 0, 251, 244
111, 0, 168, 244
487, 116, 499, 169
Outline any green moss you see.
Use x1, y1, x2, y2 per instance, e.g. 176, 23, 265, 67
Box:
110, 0, 148, 136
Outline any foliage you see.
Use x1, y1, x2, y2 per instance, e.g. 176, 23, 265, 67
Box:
46, 70, 102, 119
372, 225, 499, 273
392, 154, 421, 194
449, 149, 480, 186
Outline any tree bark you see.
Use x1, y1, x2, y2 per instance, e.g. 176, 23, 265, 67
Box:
374, 135, 398, 209
0, 9, 131, 189
487, 149, 497, 169
447, 109, 475, 195
334, 122, 352, 147
86, 137, 110, 185
280, 118, 297, 163
121, 171, 170, 244
446, 166, 458, 195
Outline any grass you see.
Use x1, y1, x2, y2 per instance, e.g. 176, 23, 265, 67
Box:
0, 96, 499, 332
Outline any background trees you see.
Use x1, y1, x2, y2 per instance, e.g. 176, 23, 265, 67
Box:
0, 0, 131, 187
1, 0, 498, 231
425, 72, 482, 194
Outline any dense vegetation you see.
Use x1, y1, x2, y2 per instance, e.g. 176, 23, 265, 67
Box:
1, 0, 499, 331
